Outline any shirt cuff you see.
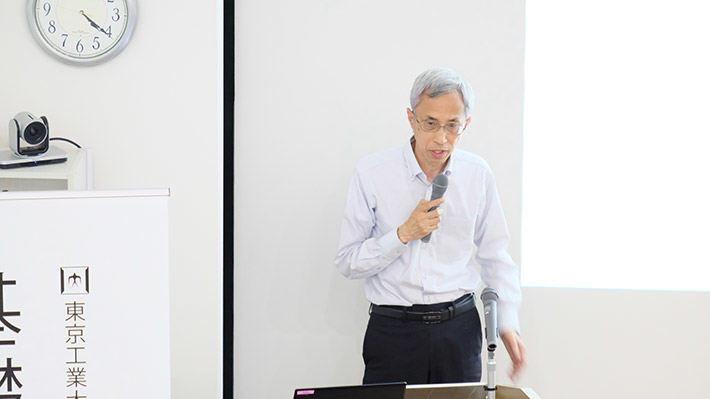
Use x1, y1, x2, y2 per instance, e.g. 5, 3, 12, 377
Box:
497, 302, 521, 335
378, 228, 408, 262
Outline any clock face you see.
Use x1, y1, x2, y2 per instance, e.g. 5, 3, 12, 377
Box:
28, 0, 137, 65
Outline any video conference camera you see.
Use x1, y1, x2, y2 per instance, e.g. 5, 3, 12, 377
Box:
9, 111, 50, 157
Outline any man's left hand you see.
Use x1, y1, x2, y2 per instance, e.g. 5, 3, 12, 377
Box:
500, 330, 527, 381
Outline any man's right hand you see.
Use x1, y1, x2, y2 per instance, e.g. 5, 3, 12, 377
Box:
396, 198, 445, 244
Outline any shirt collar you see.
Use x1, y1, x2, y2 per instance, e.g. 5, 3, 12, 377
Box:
403, 135, 454, 181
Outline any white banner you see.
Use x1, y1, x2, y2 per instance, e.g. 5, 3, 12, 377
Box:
0, 189, 170, 399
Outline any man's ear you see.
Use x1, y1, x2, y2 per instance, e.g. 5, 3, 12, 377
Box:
464, 116, 472, 129
407, 108, 415, 127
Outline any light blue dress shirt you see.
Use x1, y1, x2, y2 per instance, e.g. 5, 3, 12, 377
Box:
335, 138, 522, 333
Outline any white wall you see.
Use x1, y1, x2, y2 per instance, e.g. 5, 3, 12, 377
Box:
520, 287, 709, 399
235, 1, 710, 399
0, 2, 223, 399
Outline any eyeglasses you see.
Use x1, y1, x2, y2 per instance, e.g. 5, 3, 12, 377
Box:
413, 113, 465, 136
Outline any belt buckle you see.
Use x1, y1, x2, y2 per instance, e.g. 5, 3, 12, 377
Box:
422, 311, 442, 324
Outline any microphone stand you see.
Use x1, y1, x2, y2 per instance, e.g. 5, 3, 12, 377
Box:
481, 287, 499, 399
485, 343, 497, 399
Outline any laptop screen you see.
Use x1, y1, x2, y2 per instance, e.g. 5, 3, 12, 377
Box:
293, 382, 406, 399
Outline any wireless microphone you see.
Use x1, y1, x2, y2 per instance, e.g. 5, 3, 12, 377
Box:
421, 173, 448, 243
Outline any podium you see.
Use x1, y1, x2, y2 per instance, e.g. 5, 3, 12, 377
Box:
405, 383, 540, 399
293, 383, 540, 399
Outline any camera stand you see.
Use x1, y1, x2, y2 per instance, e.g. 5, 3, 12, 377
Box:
0, 146, 67, 169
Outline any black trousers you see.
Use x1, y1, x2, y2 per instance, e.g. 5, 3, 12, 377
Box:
362, 302, 482, 385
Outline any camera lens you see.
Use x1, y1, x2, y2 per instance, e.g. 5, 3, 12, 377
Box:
24, 121, 47, 145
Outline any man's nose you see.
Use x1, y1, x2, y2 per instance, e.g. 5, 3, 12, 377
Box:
433, 127, 448, 143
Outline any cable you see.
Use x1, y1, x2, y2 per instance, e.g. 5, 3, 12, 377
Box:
50, 137, 82, 148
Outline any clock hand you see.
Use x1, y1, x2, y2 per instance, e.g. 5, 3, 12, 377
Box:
79, 10, 110, 36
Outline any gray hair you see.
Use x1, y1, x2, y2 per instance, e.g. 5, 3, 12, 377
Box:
409, 67, 475, 118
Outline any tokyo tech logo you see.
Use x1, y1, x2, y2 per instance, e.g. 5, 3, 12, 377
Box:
60, 267, 89, 295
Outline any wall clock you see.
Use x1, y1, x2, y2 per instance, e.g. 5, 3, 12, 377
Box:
27, 0, 138, 66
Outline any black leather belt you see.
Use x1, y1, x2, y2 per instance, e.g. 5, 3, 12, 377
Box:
369, 294, 475, 324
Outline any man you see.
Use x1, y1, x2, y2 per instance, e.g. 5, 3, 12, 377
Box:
335, 67, 526, 385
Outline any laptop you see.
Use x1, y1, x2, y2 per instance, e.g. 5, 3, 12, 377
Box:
293, 382, 406, 399
403, 382, 488, 399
